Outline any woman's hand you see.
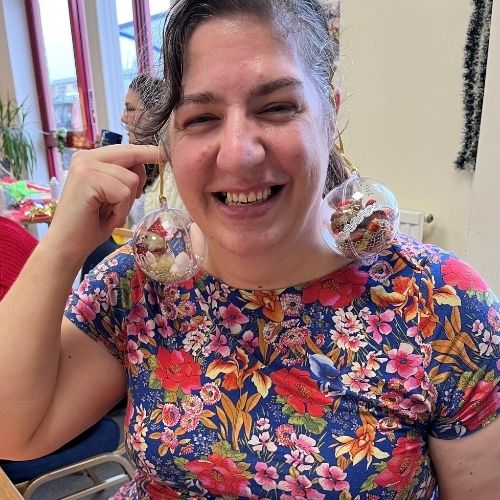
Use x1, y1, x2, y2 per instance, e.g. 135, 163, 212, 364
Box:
45, 144, 164, 264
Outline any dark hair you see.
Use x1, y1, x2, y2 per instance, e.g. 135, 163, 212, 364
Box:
129, 74, 165, 111
148, 0, 348, 193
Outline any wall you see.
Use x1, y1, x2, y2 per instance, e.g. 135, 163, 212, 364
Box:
466, 0, 500, 295
340, 1, 473, 256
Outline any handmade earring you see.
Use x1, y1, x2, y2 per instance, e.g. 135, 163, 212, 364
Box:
320, 139, 400, 262
132, 160, 206, 283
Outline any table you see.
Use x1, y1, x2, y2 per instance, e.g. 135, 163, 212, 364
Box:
0, 467, 22, 499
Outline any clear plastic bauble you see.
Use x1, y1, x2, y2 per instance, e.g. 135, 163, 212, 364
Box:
132, 208, 206, 284
320, 176, 400, 261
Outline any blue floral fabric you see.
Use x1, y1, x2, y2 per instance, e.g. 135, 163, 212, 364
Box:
65, 234, 500, 499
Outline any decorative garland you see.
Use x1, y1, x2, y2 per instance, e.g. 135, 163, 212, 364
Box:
455, 0, 494, 171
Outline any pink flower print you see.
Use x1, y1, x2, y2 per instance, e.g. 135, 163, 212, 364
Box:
200, 383, 221, 405
160, 428, 179, 452
181, 395, 204, 415
479, 330, 500, 356
366, 350, 387, 370
256, 417, 270, 431
292, 433, 319, 456
399, 394, 432, 418
144, 282, 157, 305
472, 319, 485, 333
162, 404, 181, 427
386, 343, 423, 378
367, 310, 395, 343
316, 463, 350, 492
341, 371, 370, 393
254, 462, 278, 491
441, 258, 488, 292
280, 293, 303, 317
487, 307, 500, 331
180, 413, 200, 432
275, 424, 295, 446
239, 330, 259, 353
127, 340, 144, 365
278, 475, 325, 500
128, 319, 156, 344
284, 449, 314, 472
248, 432, 277, 452
219, 304, 249, 334
403, 366, 426, 391
406, 326, 419, 338
209, 327, 230, 357
129, 303, 148, 323
359, 307, 371, 321
331, 330, 367, 352
155, 314, 173, 338
129, 433, 147, 452
178, 300, 196, 318
74, 294, 100, 322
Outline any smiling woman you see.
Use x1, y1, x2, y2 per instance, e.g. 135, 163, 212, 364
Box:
0, 1, 498, 499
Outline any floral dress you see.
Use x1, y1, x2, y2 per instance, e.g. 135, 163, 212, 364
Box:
65, 234, 500, 499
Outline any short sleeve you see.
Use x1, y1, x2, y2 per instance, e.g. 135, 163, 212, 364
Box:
424, 251, 500, 439
64, 247, 140, 363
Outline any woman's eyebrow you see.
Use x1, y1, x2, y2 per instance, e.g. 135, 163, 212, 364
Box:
250, 77, 304, 98
177, 78, 304, 109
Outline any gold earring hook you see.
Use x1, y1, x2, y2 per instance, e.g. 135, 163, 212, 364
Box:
334, 134, 359, 177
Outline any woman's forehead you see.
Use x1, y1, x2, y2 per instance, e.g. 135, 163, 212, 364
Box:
181, 14, 303, 88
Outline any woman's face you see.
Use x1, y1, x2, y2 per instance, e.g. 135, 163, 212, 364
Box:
169, 14, 331, 258
121, 89, 143, 143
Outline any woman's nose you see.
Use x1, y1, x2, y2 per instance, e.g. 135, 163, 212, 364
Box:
216, 116, 265, 172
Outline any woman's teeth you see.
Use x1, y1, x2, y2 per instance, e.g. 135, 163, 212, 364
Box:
224, 187, 272, 206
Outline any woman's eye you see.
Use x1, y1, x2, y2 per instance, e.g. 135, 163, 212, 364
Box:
184, 115, 216, 128
261, 103, 299, 117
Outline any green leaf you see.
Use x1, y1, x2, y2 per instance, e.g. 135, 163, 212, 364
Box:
148, 372, 162, 390
282, 404, 295, 416
288, 414, 307, 426
173, 456, 188, 468
303, 414, 327, 434
164, 390, 178, 403
360, 472, 378, 492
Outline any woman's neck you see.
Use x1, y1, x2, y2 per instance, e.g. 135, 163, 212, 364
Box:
202, 233, 351, 291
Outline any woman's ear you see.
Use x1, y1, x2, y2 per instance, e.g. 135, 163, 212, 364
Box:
330, 86, 342, 141
332, 86, 341, 115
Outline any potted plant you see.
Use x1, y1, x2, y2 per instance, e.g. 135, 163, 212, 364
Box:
0, 97, 36, 180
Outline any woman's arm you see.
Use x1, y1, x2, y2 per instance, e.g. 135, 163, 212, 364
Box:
429, 418, 500, 499
0, 145, 158, 459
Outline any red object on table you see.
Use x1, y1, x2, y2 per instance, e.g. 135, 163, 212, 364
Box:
0, 216, 38, 301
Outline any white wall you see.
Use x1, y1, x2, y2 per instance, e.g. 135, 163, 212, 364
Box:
465, 0, 500, 295
340, 1, 473, 256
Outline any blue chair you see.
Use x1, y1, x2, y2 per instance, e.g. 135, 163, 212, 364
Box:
0, 416, 134, 499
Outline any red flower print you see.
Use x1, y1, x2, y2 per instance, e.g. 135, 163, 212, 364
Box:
374, 436, 424, 492
386, 343, 423, 379
441, 258, 488, 292
185, 454, 251, 497
454, 380, 500, 431
270, 367, 333, 417
302, 264, 368, 308
154, 347, 202, 394
130, 265, 146, 304
145, 478, 180, 498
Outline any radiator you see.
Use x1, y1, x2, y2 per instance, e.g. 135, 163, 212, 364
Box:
399, 210, 434, 242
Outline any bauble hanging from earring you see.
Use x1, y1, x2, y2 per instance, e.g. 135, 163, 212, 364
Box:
132, 159, 206, 284
320, 138, 400, 262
